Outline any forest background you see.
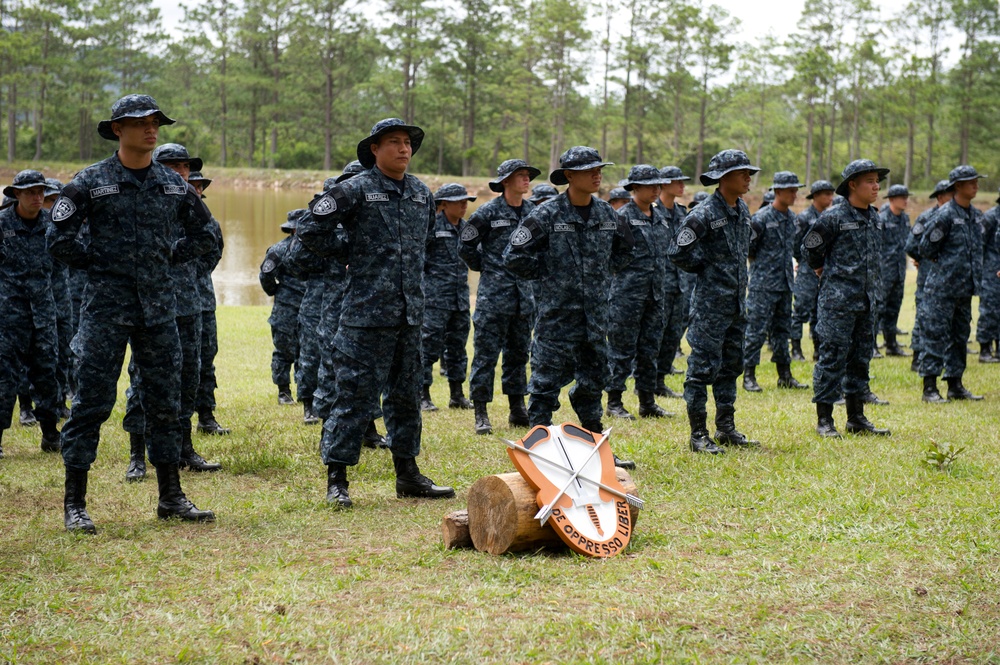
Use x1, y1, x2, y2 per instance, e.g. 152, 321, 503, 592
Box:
0, 0, 998, 190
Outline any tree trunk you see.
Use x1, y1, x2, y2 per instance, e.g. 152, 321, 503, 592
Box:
442, 510, 472, 549
804, 98, 814, 185
7, 81, 16, 163
695, 72, 708, 179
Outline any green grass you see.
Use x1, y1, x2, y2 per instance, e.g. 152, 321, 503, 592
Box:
2, 287, 1000, 664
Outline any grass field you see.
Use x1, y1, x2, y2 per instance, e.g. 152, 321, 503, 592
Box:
2, 288, 999, 664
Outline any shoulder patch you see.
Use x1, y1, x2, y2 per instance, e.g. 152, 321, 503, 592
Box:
710, 218, 727, 230
162, 184, 186, 195
261, 259, 276, 273
90, 185, 119, 198
365, 193, 390, 202
51, 197, 76, 223
676, 227, 697, 247
803, 230, 824, 249
461, 224, 479, 242
314, 194, 337, 215
912, 223, 924, 235
510, 226, 532, 246
929, 227, 944, 242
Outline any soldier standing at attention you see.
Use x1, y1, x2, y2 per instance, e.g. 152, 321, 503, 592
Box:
878, 184, 911, 356
260, 211, 307, 406
421, 183, 475, 412
47, 95, 217, 532
503, 146, 635, 469
654, 165, 690, 395
790, 180, 835, 362
802, 159, 891, 438
298, 118, 454, 508
42, 177, 74, 416
460, 159, 540, 435
743, 171, 809, 393
917, 165, 986, 403
0, 170, 63, 460
976, 186, 1000, 363
605, 165, 673, 421
668, 150, 760, 455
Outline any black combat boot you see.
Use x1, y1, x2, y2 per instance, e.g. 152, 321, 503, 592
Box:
844, 395, 891, 435
18, 393, 36, 427
473, 401, 492, 435
448, 381, 473, 409
776, 364, 809, 389
38, 417, 61, 453
197, 410, 232, 435
155, 464, 215, 521
179, 428, 222, 472
872, 344, 883, 359
910, 351, 920, 372
714, 405, 760, 448
790, 339, 806, 362
64, 467, 96, 534
326, 463, 352, 508
277, 385, 295, 406
420, 385, 438, 412
688, 410, 723, 455
884, 331, 909, 357
125, 432, 146, 482
946, 376, 983, 401
393, 455, 455, 499
862, 391, 889, 405
637, 391, 672, 418
815, 403, 841, 438
979, 343, 999, 364
583, 419, 633, 468
605, 390, 635, 420
895, 326, 909, 335
922, 375, 948, 403
361, 420, 390, 449
812, 335, 820, 361
302, 398, 320, 425
742, 366, 762, 392
655, 374, 683, 398
507, 394, 530, 427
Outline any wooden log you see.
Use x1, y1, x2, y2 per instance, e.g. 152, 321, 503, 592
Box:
442, 509, 472, 550
467, 469, 640, 555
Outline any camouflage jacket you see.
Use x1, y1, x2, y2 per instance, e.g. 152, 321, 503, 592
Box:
905, 205, 941, 263
667, 189, 750, 315
981, 205, 1000, 277
748, 204, 795, 292
612, 200, 670, 302
424, 211, 470, 312
297, 166, 434, 327
793, 205, 822, 262
0, 205, 56, 328
802, 202, 881, 312
260, 235, 307, 298
879, 208, 910, 284
459, 194, 536, 315
658, 201, 687, 294
503, 192, 634, 343
195, 215, 224, 312
919, 200, 983, 298
46, 153, 216, 327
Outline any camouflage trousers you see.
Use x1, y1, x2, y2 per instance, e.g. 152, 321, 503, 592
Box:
0, 315, 61, 429
910, 269, 927, 354
312, 287, 344, 420
269, 299, 300, 395
195, 309, 219, 415
683, 306, 744, 415
918, 295, 971, 378
791, 264, 819, 341
812, 302, 874, 404
655, 290, 686, 379
606, 292, 664, 394
421, 306, 470, 386
62, 317, 181, 470
468, 307, 531, 403
297, 300, 322, 405
744, 289, 792, 367
879, 274, 905, 337
528, 333, 608, 429
320, 325, 420, 466
976, 274, 1000, 344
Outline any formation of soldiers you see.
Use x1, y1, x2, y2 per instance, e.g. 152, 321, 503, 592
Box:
3, 95, 997, 528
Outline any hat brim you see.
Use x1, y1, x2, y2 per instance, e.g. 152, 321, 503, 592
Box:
280, 223, 296, 233
3, 182, 46, 198
190, 178, 212, 190
357, 125, 424, 169
549, 161, 614, 186
771, 181, 804, 190
949, 174, 987, 187
488, 166, 542, 192
158, 156, 204, 173
884, 192, 909, 199
623, 178, 672, 191
662, 175, 691, 183
437, 195, 477, 202
834, 167, 890, 197
805, 188, 834, 200
98, 110, 176, 141
699, 164, 761, 186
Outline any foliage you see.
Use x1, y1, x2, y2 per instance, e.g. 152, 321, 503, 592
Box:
924, 439, 966, 471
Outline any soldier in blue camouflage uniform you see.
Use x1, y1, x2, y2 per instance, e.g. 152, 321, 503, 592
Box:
605, 165, 673, 421
743, 171, 809, 393
42, 178, 74, 415
668, 150, 759, 455
48, 95, 216, 532
260, 210, 307, 406
976, 186, 1000, 363
917, 165, 986, 402
878, 184, 911, 356
802, 159, 891, 438
529, 184, 558, 204
905, 180, 953, 372
607, 186, 630, 211
503, 146, 636, 468
295, 252, 326, 425
654, 165, 690, 397
297, 118, 454, 508
790, 180, 834, 362
460, 159, 539, 435
421, 183, 475, 412
0, 170, 63, 460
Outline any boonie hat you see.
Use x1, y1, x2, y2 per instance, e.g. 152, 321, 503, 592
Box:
98, 94, 175, 141
659, 166, 690, 182
700, 150, 760, 186
529, 184, 558, 203
188, 172, 212, 191
153, 143, 203, 173
356, 118, 424, 169
930, 179, 953, 200
805, 180, 835, 200
550, 147, 613, 186
761, 189, 775, 207
884, 184, 909, 199
835, 159, 889, 197
948, 165, 985, 187
607, 187, 630, 201
44, 178, 63, 197
281, 208, 308, 233
489, 159, 541, 193
690, 191, 710, 208
435, 183, 476, 202
3, 170, 47, 198
622, 164, 671, 191
771, 171, 803, 190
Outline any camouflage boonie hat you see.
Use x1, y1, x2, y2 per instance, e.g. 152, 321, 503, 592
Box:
357, 118, 424, 169
98, 94, 175, 141
153, 143, 203, 173
334, 160, 366, 185
659, 165, 690, 182
188, 171, 212, 191
884, 184, 910, 199
549, 146, 613, 186
607, 187, 630, 201
3, 170, 47, 198
281, 208, 308, 233
700, 149, 760, 186
930, 179, 954, 200
529, 184, 558, 203
489, 159, 541, 192
689, 191, 710, 208
771, 171, 803, 190
948, 165, 985, 187
435, 183, 476, 202
835, 159, 889, 197
805, 180, 835, 200
761, 189, 775, 208
622, 164, 671, 191
832, 194, 847, 206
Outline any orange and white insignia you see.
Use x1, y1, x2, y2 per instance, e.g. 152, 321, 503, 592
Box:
504, 423, 641, 558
